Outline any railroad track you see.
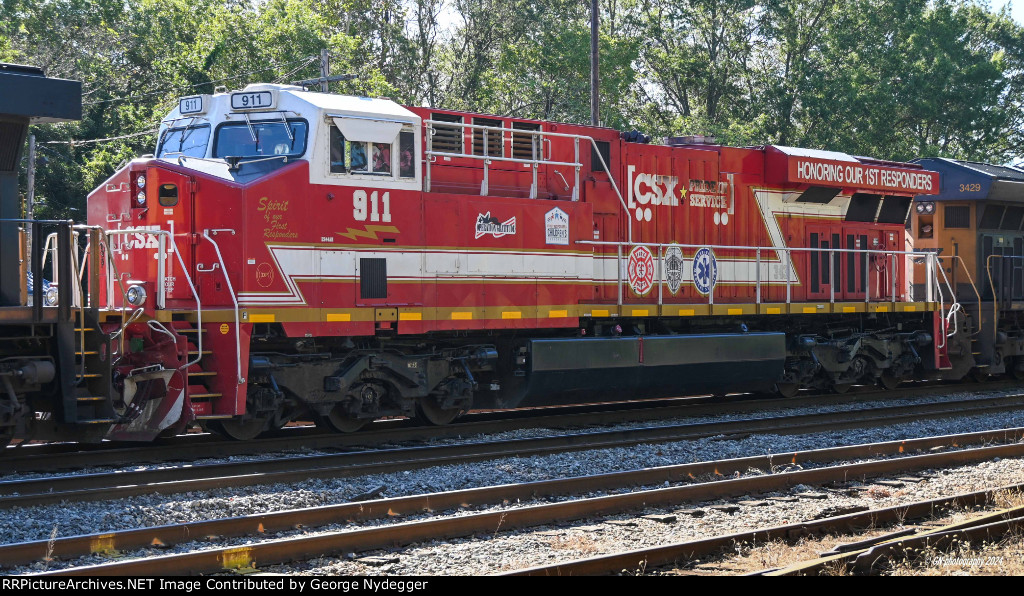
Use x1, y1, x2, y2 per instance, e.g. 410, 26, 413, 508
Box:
760, 504, 1024, 576
507, 483, 1024, 576
2, 392, 1023, 509
2, 380, 1011, 474
11, 428, 1024, 575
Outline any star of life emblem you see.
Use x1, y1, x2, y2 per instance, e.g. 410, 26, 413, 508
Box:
692, 246, 717, 295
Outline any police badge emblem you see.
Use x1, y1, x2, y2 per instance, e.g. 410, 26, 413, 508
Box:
665, 245, 683, 294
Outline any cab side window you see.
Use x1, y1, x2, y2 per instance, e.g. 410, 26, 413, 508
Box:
349, 140, 368, 172
372, 142, 391, 174
399, 132, 414, 178
328, 118, 417, 180
330, 126, 346, 173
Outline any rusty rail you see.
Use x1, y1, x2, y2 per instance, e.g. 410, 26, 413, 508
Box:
4, 380, 1017, 474
507, 484, 1024, 577
3, 394, 1024, 509
12, 431, 1024, 575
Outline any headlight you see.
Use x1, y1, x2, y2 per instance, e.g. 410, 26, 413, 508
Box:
44, 286, 58, 306
126, 284, 147, 306
916, 201, 935, 215
136, 191, 147, 205
136, 174, 146, 189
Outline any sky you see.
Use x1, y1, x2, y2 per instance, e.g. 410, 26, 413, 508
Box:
989, 0, 1023, 24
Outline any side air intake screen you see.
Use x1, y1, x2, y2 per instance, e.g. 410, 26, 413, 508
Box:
360, 258, 387, 299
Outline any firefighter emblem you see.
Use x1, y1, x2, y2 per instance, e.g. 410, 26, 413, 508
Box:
627, 245, 655, 296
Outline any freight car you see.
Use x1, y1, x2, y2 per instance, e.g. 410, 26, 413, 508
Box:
2, 82, 968, 444
0, 64, 104, 448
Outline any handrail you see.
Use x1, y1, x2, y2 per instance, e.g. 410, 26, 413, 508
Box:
201, 229, 245, 385
984, 254, 1024, 345
577, 239, 930, 308
99, 232, 131, 357
423, 119, 632, 243
104, 228, 204, 369
933, 257, 961, 347
934, 255, 981, 345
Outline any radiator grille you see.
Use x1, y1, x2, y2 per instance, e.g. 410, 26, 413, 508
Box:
360, 258, 387, 299
945, 205, 971, 229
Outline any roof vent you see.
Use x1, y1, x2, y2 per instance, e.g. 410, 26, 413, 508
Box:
665, 135, 718, 146
620, 130, 651, 144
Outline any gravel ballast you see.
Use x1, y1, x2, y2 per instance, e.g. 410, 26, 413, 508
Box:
3, 387, 1024, 575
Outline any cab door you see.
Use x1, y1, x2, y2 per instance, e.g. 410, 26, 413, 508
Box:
148, 169, 195, 308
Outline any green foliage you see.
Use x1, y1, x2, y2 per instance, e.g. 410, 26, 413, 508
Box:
1, 0, 1021, 221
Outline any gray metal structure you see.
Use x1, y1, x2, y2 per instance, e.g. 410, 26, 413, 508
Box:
0, 63, 81, 307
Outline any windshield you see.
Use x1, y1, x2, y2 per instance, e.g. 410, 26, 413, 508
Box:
213, 119, 308, 158
157, 124, 210, 158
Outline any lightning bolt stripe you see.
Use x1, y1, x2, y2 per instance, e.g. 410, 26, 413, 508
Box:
336, 225, 401, 241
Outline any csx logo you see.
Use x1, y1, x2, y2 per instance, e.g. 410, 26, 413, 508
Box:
627, 165, 679, 222
120, 225, 162, 250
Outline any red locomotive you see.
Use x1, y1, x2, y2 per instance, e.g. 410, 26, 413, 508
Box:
36, 83, 958, 441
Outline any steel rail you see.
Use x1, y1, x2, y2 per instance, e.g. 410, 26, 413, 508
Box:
2, 395, 1024, 509
8, 429, 1019, 570
4, 429, 1023, 571
26, 438, 1024, 576
506, 483, 1024, 577
765, 506, 1024, 576
2, 380, 1016, 475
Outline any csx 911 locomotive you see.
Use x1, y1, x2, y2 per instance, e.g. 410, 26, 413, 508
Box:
2, 82, 981, 444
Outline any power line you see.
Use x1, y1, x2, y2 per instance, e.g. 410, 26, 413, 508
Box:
43, 129, 158, 146
82, 56, 319, 107
42, 53, 327, 147
274, 56, 320, 85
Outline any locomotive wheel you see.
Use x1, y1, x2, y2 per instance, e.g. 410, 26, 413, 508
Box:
831, 383, 852, 394
774, 383, 800, 398
416, 397, 462, 426
213, 416, 269, 441
879, 373, 901, 390
321, 405, 369, 433
969, 368, 990, 383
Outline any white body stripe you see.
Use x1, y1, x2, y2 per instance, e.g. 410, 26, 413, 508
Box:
238, 187, 848, 306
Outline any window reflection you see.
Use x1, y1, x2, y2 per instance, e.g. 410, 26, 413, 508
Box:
157, 124, 210, 158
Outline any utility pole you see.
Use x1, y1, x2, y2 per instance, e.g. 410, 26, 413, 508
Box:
320, 50, 330, 92
25, 134, 35, 276
590, 0, 599, 126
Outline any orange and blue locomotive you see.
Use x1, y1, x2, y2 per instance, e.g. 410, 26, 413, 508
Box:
909, 158, 1024, 380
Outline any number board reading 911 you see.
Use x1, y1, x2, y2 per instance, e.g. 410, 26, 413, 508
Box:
231, 91, 275, 110
179, 95, 205, 115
